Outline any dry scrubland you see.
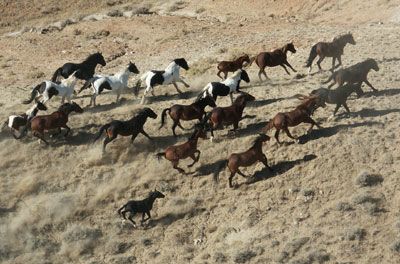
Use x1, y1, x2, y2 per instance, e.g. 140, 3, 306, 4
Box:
1, 0, 400, 263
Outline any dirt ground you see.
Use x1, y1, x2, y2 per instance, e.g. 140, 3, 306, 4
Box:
1, 1, 400, 263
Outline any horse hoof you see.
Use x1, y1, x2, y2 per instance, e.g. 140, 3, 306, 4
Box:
210, 136, 214, 142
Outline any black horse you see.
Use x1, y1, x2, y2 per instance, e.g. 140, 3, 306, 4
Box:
93, 107, 157, 152
117, 189, 165, 227
51, 52, 106, 82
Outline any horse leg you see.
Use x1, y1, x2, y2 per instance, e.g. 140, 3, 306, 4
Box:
228, 172, 236, 188
317, 56, 325, 71
364, 79, 378, 92
178, 78, 190, 88
224, 72, 228, 80
141, 89, 148, 105
237, 169, 250, 178
116, 92, 121, 104
61, 96, 65, 104
262, 69, 269, 80
61, 124, 71, 137
229, 93, 234, 104
342, 102, 351, 113
177, 121, 190, 131
304, 116, 322, 133
284, 60, 297, 72
217, 70, 223, 80
280, 64, 291, 75
103, 134, 116, 152
274, 129, 282, 144
335, 56, 342, 69
258, 69, 263, 82
33, 131, 49, 145
327, 81, 336, 89
172, 121, 179, 137
261, 155, 273, 172
130, 131, 139, 144
140, 129, 153, 141
121, 210, 128, 220
331, 57, 336, 72
173, 82, 183, 94
172, 160, 186, 174
333, 104, 341, 116
128, 213, 137, 227
283, 127, 297, 141
188, 150, 200, 167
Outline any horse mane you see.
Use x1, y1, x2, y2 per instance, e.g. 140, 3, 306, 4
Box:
251, 135, 265, 148
230, 69, 242, 79
334, 33, 352, 43
86, 52, 101, 60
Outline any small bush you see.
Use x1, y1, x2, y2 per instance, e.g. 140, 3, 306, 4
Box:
355, 171, 383, 187
345, 227, 366, 241
234, 249, 257, 263
107, 9, 124, 17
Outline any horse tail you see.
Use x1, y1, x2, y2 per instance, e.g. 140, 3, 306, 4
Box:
117, 203, 127, 216
22, 83, 42, 104
263, 119, 274, 133
248, 56, 256, 66
51, 67, 62, 82
305, 44, 318, 68
78, 79, 93, 94
160, 108, 171, 129
12, 127, 28, 140
322, 73, 334, 84
93, 124, 110, 142
213, 160, 227, 184
156, 152, 166, 161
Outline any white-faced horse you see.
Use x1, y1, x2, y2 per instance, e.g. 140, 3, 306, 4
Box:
140, 58, 190, 104
197, 69, 250, 103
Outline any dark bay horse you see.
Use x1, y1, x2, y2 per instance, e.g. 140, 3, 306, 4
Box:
217, 54, 250, 79
250, 43, 297, 81
30, 102, 84, 144
160, 95, 216, 136
93, 108, 157, 152
51, 52, 106, 82
305, 33, 355, 73
118, 189, 165, 228
213, 134, 273, 188
263, 96, 325, 144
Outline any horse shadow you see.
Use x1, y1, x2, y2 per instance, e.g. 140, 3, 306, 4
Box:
84, 98, 134, 114
236, 121, 268, 137
246, 154, 318, 185
146, 91, 198, 104
248, 97, 284, 108
52, 130, 96, 147
363, 88, 400, 98
354, 108, 400, 118
195, 159, 225, 177
146, 207, 206, 228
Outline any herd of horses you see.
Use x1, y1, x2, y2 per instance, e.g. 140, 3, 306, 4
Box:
3, 32, 381, 226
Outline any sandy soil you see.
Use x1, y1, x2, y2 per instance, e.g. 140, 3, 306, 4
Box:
1, 1, 400, 263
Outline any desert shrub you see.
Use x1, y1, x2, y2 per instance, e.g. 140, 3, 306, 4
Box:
355, 171, 383, 187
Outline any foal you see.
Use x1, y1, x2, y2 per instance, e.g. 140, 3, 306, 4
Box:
118, 189, 165, 228
160, 95, 216, 136
198, 69, 250, 103
140, 58, 190, 104
217, 54, 250, 79
93, 108, 157, 152
156, 124, 207, 174
306, 33, 356, 73
264, 96, 325, 144
30, 102, 84, 144
250, 42, 297, 81
214, 134, 272, 188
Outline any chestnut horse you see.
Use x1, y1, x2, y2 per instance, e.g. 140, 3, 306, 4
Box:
263, 96, 325, 144
249, 42, 297, 81
30, 102, 84, 144
160, 95, 216, 136
217, 54, 250, 80
213, 134, 273, 188
305, 33, 356, 73
156, 124, 207, 174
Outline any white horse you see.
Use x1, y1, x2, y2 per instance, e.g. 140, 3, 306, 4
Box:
140, 58, 190, 104
23, 71, 79, 105
197, 69, 250, 103
83, 62, 139, 106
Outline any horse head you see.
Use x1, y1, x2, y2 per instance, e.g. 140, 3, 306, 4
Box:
351, 83, 364, 98
204, 94, 217, 107
94, 52, 107, 66
128, 61, 140, 74
142, 107, 158, 119
367, 58, 379, 71
235, 92, 255, 105
240, 69, 250, 83
174, 58, 189, 70
150, 189, 165, 199
36, 101, 48, 111
345, 33, 356, 45
286, 42, 297, 53
70, 102, 84, 113
258, 133, 270, 143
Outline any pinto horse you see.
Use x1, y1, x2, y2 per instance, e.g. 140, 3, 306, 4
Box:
30, 102, 84, 144
263, 96, 325, 144
156, 124, 207, 174
249, 42, 297, 81
198, 69, 250, 103
213, 134, 273, 188
93, 108, 157, 152
306, 33, 356, 73
160, 95, 216, 136
140, 58, 190, 104
217, 54, 250, 79
51, 52, 106, 82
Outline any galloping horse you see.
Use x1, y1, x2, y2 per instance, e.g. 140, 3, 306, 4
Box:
264, 96, 325, 144
140, 58, 190, 104
198, 69, 250, 103
305, 33, 356, 73
30, 102, 84, 144
249, 42, 297, 81
93, 108, 157, 152
51, 52, 106, 82
217, 54, 250, 79
213, 134, 273, 188
160, 95, 216, 136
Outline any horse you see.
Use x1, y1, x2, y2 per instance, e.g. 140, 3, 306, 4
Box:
140, 58, 190, 104
30, 102, 84, 144
263, 96, 326, 144
22, 71, 79, 105
51, 52, 106, 82
217, 54, 250, 79
323, 58, 379, 91
308, 83, 364, 116
4, 101, 47, 139
156, 124, 207, 174
197, 69, 250, 103
207, 92, 255, 140
249, 42, 297, 81
305, 33, 356, 73
79, 62, 140, 106
93, 107, 157, 152
213, 134, 273, 188
160, 95, 216, 136
118, 189, 165, 228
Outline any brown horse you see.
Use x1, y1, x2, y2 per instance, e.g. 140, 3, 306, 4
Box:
305, 33, 356, 73
217, 54, 250, 80
213, 134, 273, 188
207, 92, 255, 140
159, 95, 216, 136
263, 96, 325, 144
249, 43, 297, 81
30, 102, 84, 144
156, 124, 207, 174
